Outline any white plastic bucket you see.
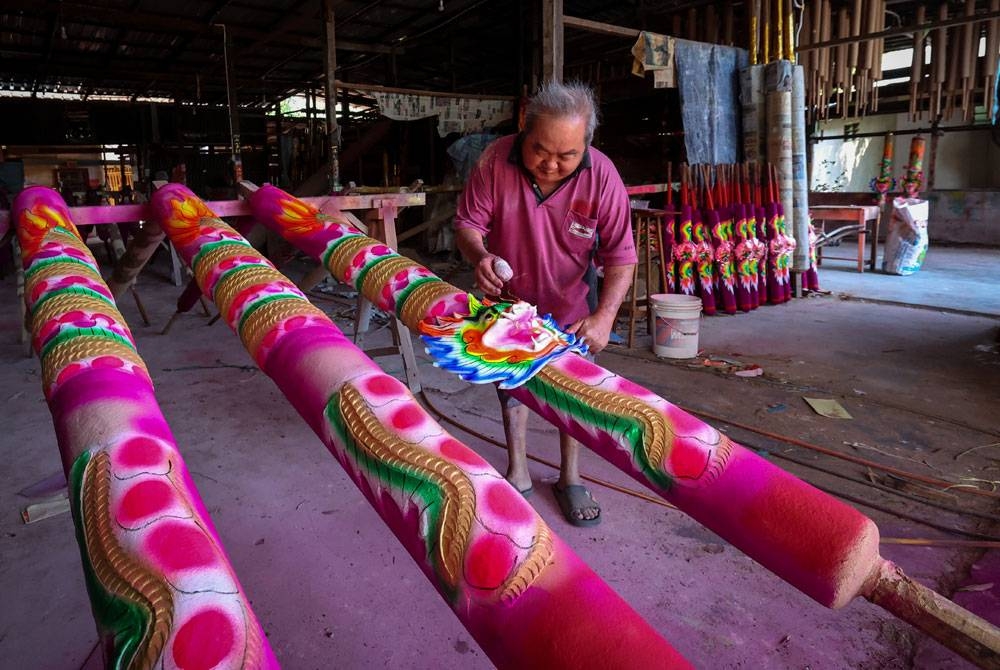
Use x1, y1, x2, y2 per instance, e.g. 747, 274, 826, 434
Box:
650, 294, 703, 359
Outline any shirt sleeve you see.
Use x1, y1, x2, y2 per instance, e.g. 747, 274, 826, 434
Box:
453, 143, 498, 236
594, 164, 637, 267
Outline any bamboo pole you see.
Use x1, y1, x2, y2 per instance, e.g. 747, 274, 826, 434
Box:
961, 0, 976, 121
763, 0, 771, 63
837, 8, 850, 118
933, 3, 949, 120
776, 0, 784, 61
785, 0, 795, 61
988, 0, 1000, 115
910, 5, 926, 120
849, 0, 863, 83
821, 0, 833, 119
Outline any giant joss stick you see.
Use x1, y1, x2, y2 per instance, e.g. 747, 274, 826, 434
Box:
11, 186, 279, 670
149, 183, 689, 669
246, 182, 1000, 667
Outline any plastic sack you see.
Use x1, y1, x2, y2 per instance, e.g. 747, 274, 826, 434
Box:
882, 197, 929, 276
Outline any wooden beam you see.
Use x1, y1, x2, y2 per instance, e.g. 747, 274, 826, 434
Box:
1, 0, 397, 53
324, 0, 340, 191
333, 80, 515, 100
563, 15, 640, 39
542, 0, 564, 83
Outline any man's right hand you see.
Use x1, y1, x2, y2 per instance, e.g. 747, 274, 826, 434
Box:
474, 254, 504, 296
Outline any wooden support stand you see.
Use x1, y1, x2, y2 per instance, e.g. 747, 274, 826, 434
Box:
350, 200, 422, 393
619, 209, 673, 349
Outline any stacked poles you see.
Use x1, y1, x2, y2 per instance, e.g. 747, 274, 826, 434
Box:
667, 164, 796, 315
247, 183, 1000, 666
749, 0, 798, 64
148, 184, 689, 669
801, 2, 1000, 122
798, 0, 887, 119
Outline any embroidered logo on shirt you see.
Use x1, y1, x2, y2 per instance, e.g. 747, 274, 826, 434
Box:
568, 220, 595, 239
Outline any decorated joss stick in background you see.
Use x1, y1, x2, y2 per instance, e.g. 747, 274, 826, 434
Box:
152, 183, 689, 669
902, 135, 926, 198
709, 165, 737, 314
763, 163, 784, 304
673, 166, 697, 296
871, 132, 895, 206
248, 183, 1000, 667
732, 168, 754, 312
11, 186, 278, 670
768, 163, 795, 303
693, 167, 717, 316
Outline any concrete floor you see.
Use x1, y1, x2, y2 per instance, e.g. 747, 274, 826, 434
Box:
1, 243, 999, 669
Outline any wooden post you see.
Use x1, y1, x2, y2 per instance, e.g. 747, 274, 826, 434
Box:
324, 0, 341, 192
222, 25, 242, 185
542, 0, 564, 83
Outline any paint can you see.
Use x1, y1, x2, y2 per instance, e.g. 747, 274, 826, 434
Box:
650, 294, 703, 359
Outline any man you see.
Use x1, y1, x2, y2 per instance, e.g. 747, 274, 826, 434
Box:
454, 80, 636, 526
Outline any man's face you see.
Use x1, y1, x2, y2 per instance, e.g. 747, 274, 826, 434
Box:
520, 115, 587, 190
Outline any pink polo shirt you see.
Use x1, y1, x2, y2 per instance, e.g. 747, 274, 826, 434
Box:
454, 134, 636, 326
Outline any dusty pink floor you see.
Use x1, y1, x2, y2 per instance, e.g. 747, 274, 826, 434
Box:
1, 246, 998, 669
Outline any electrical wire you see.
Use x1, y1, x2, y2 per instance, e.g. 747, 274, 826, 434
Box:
755, 438, 1000, 524
603, 348, 1000, 441
418, 389, 1000, 541
679, 405, 1000, 500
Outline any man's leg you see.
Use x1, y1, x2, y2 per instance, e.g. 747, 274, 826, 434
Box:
557, 433, 601, 522
501, 401, 532, 494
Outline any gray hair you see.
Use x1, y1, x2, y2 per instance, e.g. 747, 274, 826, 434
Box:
524, 80, 599, 145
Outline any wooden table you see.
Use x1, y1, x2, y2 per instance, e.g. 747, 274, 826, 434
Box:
809, 204, 881, 273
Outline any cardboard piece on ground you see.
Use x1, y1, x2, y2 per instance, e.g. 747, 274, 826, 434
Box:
803, 397, 853, 420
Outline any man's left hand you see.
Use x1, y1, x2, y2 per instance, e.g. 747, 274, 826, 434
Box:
566, 310, 616, 354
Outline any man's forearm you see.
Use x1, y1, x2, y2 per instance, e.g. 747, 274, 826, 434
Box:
595, 264, 635, 319
455, 228, 490, 265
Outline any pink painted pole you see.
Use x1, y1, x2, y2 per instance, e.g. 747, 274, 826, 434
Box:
246, 183, 1000, 665
12, 186, 279, 669
150, 183, 690, 669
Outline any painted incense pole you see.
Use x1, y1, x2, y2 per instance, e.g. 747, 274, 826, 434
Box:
691, 209, 717, 316
11, 186, 278, 670
872, 133, 895, 205
672, 205, 697, 296
733, 203, 757, 311
151, 183, 688, 669
707, 206, 737, 314
248, 183, 1000, 666
902, 135, 926, 198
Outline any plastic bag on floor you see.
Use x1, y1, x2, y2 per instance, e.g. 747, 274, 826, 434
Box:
882, 197, 929, 276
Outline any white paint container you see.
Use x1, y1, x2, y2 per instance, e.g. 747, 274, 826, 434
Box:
650, 294, 703, 359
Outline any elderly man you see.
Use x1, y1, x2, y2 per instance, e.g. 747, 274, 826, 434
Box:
454, 80, 636, 526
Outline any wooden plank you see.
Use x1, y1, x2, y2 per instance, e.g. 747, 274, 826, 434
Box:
563, 15, 639, 39
542, 0, 564, 82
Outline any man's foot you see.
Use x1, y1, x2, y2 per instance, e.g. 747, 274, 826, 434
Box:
552, 483, 601, 527
505, 474, 533, 498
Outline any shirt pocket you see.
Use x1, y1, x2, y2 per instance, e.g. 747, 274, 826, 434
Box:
562, 211, 599, 254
